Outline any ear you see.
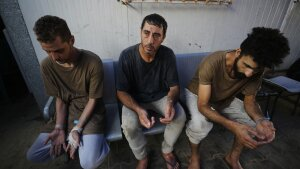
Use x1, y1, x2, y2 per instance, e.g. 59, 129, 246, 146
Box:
69, 35, 75, 45
162, 34, 166, 42
161, 36, 165, 43
235, 48, 241, 58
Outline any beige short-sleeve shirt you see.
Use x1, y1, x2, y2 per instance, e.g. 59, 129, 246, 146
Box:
41, 49, 105, 134
188, 51, 263, 109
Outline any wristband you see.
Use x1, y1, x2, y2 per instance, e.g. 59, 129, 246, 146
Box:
67, 130, 80, 149
54, 124, 64, 130
71, 126, 83, 134
255, 117, 270, 124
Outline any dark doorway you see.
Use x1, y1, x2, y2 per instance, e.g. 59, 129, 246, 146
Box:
0, 16, 29, 104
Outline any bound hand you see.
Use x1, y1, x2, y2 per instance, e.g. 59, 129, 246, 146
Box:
234, 123, 262, 149
255, 119, 276, 143
66, 130, 81, 159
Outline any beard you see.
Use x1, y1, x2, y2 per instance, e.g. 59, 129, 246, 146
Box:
233, 57, 247, 79
141, 43, 155, 55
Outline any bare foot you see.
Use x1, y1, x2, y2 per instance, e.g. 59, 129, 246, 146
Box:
162, 152, 180, 169
136, 157, 148, 169
188, 154, 200, 169
224, 155, 243, 169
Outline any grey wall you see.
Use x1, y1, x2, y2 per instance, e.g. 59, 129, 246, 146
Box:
280, 2, 300, 69
1, 0, 299, 113
0, 0, 46, 110
19, 0, 292, 64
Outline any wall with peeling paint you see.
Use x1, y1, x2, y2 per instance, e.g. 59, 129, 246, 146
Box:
17, 0, 299, 70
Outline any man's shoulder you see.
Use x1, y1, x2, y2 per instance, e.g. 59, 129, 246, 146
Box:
202, 50, 227, 64
119, 44, 139, 63
207, 50, 227, 58
120, 44, 139, 56
41, 57, 52, 69
80, 49, 101, 62
158, 45, 174, 55
159, 45, 173, 52
77, 49, 103, 72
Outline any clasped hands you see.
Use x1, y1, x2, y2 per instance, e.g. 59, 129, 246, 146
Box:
44, 127, 81, 159
235, 119, 276, 149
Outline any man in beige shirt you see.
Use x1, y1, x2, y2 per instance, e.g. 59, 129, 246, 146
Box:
26, 15, 109, 169
185, 27, 290, 169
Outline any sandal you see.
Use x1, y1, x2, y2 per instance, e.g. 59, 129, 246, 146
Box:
162, 152, 181, 169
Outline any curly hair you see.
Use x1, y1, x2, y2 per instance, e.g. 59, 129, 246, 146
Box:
240, 27, 290, 68
141, 13, 168, 38
33, 15, 71, 43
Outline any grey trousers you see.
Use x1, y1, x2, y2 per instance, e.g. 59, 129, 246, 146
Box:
185, 89, 256, 144
26, 133, 110, 169
121, 96, 186, 160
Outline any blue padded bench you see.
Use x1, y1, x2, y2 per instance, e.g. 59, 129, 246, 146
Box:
43, 53, 211, 139
102, 59, 122, 141
43, 59, 122, 142
262, 76, 300, 119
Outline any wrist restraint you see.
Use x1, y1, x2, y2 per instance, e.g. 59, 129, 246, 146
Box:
54, 124, 64, 130
67, 126, 83, 149
255, 117, 270, 125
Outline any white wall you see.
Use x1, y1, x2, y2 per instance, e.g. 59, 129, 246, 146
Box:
19, 0, 297, 69
279, 2, 300, 69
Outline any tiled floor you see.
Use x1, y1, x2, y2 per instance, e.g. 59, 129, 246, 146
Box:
0, 94, 299, 169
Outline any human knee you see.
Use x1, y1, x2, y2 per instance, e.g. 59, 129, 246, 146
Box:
26, 147, 47, 163
80, 158, 101, 169
79, 152, 104, 169
122, 116, 140, 137
187, 117, 213, 138
26, 148, 35, 162
195, 118, 213, 132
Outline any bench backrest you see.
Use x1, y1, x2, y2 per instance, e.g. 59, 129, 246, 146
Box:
43, 53, 210, 140
102, 59, 122, 141
102, 59, 117, 104
176, 52, 210, 101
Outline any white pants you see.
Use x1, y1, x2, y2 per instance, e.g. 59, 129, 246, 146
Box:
121, 96, 186, 160
185, 89, 256, 144
26, 133, 110, 169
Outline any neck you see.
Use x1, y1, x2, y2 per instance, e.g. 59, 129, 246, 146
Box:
69, 47, 79, 63
225, 51, 238, 78
139, 44, 155, 62
56, 47, 79, 68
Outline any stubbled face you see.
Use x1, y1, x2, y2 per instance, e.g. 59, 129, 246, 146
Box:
233, 55, 263, 79
40, 36, 74, 64
140, 22, 165, 57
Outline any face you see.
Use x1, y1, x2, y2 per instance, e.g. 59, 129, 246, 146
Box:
40, 36, 74, 64
140, 22, 165, 56
233, 55, 263, 79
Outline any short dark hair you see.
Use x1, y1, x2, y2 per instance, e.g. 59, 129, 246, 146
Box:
240, 27, 290, 68
141, 13, 168, 38
33, 15, 72, 43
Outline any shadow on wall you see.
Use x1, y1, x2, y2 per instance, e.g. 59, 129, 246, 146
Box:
0, 16, 29, 104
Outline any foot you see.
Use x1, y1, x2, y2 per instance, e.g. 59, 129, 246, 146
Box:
162, 152, 180, 169
224, 155, 243, 169
188, 154, 200, 169
136, 157, 148, 169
